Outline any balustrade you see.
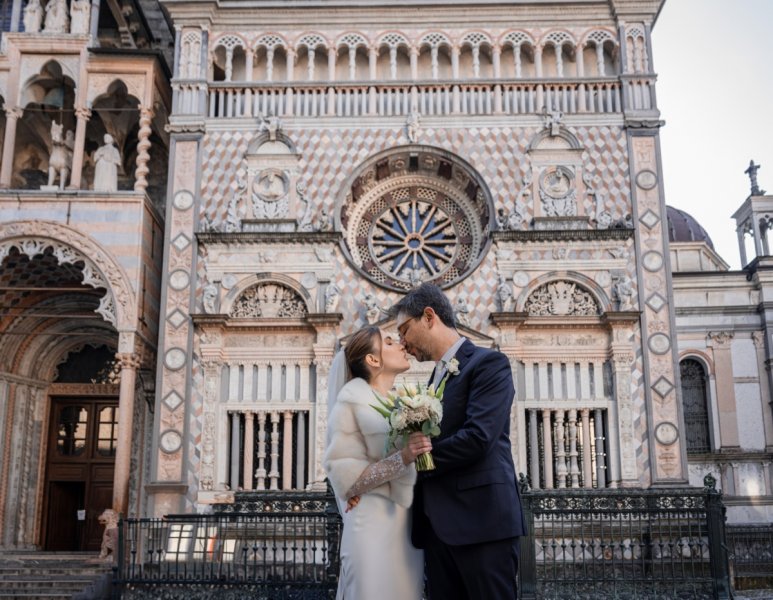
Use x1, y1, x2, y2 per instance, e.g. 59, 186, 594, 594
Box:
520, 360, 611, 490
220, 360, 313, 492
199, 77, 628, 119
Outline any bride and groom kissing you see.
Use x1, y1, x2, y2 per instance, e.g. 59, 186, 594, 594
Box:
325, 283, 526, 600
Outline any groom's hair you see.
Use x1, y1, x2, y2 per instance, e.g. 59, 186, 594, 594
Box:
392, 283, 456, 328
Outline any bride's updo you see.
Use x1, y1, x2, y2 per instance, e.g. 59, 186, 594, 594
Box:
345, 325, 381, 382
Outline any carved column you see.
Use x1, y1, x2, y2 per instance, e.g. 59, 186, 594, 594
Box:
134, 106, 153, 193
708, 331, 740, 450
114, 352, 141, 514
282, 410, 293, 490
286, 48, 296, 81
68, 107, 91, 190
244, 49, 254, 116
535, 46, 543, 78
610, 351, 635, 487
410, 47, 419, 80
243, 411, 254, 490
0, 106, 23, 188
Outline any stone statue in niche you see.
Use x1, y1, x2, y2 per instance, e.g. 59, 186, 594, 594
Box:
69, 0, 90, 34
93, 134, 121, 192
23, 0, 43, 33
496, 274, 513, 311
324, 283, 340, 313
454, 296, 471, 327
43, 0, 69, 33
43, 121, 73, 190
406, 111, 421, 143
202, 284, 219, 314
612, 275, 635, 310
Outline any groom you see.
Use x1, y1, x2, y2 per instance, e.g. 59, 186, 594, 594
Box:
394, 283, 526, 599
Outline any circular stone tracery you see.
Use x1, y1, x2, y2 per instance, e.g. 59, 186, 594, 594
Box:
340, 148, 492, 292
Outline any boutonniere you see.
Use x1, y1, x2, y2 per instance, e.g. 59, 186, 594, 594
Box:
446, 357, 460, 376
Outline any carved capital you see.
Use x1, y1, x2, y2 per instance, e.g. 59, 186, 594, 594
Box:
116, 352, 142, 370
4, 106, 23, 120
74, 107, 92, 121
612, 353, 634, 368
707, 331, 734, 346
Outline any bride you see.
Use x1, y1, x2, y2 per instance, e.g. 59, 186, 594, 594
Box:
324, 325, 432, 600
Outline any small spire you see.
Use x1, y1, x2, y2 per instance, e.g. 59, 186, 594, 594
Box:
744, 160, 765, 196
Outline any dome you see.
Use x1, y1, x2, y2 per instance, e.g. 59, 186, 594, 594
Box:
666, 206, 714, 249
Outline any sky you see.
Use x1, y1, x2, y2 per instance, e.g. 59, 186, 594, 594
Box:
652, 0, 773, 270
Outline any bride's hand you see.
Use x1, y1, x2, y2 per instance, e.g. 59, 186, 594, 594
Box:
400, 432, 433, 465
345, 495, 360, 512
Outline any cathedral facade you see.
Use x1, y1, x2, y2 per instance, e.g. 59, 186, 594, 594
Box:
0, 0, 770, 552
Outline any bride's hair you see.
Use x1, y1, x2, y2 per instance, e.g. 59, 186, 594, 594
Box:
345, 325, 381, 382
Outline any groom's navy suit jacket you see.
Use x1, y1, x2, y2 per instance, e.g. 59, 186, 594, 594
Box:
412, 339, 526, 547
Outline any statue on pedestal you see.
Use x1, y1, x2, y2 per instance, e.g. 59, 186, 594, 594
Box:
93, 134, 121, 192
44, 121, 73, 190
23, 0, 43, 33
454, 296, 471, 327
69, 0, 91, 35
43, 0, 69, 33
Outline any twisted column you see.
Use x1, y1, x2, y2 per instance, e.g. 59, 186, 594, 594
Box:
133, 106, 153, 193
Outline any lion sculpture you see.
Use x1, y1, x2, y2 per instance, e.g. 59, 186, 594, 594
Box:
98, 508, 119, 561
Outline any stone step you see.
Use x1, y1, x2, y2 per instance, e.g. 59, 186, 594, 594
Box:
0, 552, 112, 600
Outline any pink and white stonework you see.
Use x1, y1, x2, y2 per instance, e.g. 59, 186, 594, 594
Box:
0, 0, 771, 551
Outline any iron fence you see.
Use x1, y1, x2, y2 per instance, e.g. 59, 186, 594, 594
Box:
518, 474, 732, 600
727, 524, 773, 584
113, 488, 341, 599
114, 477, 734, 600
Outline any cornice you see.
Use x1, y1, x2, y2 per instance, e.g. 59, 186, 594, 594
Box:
493, 228, 634, 243
162, 0, 616, 28
196, 231, 342, 244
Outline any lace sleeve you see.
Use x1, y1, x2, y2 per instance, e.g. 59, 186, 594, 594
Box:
345, 452, 409, 499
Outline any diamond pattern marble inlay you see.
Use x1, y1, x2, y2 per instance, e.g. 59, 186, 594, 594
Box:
172, 234, 191, 251
167, 309, 187, 328
639, 210, 660, 229
646, 292, 667, 312
163, 391, 183, 411
652, 376, 674, 398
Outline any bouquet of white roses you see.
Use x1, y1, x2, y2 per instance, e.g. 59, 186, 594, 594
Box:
371, 380, 445, 471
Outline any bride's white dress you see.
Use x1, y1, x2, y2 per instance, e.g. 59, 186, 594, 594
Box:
324, 377, 424, 600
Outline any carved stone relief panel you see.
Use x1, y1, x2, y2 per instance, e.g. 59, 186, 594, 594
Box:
524, 280, 600, 317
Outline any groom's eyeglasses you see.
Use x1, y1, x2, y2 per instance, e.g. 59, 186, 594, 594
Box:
397, 317, 419, 342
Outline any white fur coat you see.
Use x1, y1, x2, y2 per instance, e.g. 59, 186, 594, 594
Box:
324, 377, 416, 508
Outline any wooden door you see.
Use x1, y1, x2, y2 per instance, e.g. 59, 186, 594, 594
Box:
44, 398, 118, 551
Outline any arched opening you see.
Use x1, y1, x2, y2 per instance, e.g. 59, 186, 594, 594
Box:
0, 243, 121, 550
417, 43, 452, 80
87, 80, 140, 192
375, 43, 411, 80
15, 61, 76, 189
334, 44, 369, 81
680, 358, 712, 454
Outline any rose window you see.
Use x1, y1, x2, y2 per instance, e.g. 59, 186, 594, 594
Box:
340, 149, 492, 292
